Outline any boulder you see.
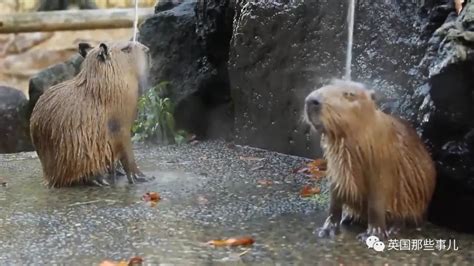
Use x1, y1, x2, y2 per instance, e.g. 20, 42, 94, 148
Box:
0, 86, 33, 153
418, 2, 474, 234
229, 0, 425, 157
139, 0, 234, 139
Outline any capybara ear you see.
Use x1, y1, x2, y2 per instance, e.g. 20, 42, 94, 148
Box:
97, 43, 109, 61
78, 42, 93, 58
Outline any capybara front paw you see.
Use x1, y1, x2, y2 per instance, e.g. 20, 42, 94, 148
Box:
127, 172, 155, 184
90, 175, 110, 187
387, 226, 400, 237
114, 167, 126, 177
316, 221, 340, 238
341, 211, 355, 225
357, 227, 389, 243
134, 174, 155, 183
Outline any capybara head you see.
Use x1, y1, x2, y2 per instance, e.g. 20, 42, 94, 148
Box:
79, 41, 150, 83
304, 79, 378, 136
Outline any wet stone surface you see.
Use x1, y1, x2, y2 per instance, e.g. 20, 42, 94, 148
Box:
0, 141, 473, 264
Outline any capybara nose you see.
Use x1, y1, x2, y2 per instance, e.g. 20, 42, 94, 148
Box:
306, 96, 321, 108
309, 98, 320, 107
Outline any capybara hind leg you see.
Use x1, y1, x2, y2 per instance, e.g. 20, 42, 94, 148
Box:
317, 184, 343, 238
357, 189, 389, 242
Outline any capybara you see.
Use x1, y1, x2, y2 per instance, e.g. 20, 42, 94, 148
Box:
30, 41, 150, 188
303, 79, 436, 240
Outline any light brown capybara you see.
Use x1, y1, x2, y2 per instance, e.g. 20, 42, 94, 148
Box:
30, 41, 151, 188
304, 79, 436, 241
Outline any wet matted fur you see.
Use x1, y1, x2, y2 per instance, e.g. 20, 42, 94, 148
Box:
304, 80, 436, 239
30, 41, 150, 188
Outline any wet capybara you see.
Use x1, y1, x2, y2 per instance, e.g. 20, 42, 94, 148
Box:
30, 41, 151, 188
304, 79, 436, 240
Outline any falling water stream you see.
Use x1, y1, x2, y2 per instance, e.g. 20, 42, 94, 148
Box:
345, 0, 356, 81
132, 0, 139, 42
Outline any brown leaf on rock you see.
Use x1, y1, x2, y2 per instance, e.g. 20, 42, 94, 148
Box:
309, 158, 327, 171
309, 170, 327, 181
99, 256, 143, 266
455, 0, 465, 14
99, 260, 127, 266
99, 261, 116, 266
142, 192, 161, 204
207, 236, 255, 247
0, 177, 7, 187
128, 256, 144, 266
294, 158, 327, 180
300, 185, 321, 197
293, 166, 307, 174
239, 156, 264, 162
196, 195, 209, 205
257, 179, 273, 186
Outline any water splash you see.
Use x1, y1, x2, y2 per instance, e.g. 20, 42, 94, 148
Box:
132, 0, 139, 42
345, 0, 356, 81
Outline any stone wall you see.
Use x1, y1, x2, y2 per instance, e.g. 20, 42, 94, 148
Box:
229, 0, 425, 157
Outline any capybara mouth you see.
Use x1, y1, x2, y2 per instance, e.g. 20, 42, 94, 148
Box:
305, 103, 324, 132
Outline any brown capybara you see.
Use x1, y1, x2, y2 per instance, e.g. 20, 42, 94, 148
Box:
30, 41, 151, 188
303, 79, 436, 241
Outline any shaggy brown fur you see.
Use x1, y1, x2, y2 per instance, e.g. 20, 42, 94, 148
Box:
304, 80, 436, 240
30, 41, 150, 188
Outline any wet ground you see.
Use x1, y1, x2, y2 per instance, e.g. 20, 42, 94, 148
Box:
0, 141, 473, 265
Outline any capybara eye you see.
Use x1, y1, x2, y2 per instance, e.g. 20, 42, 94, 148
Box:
121, 45, 132, 53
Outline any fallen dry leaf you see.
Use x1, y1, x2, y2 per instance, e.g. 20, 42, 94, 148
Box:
196, 195, 209, 205
0, 177, 7, 187
309, 169, 326, 181
256, 179, 273, 186
99, 260, 127, 266
207, 236, 255, 247
309, 158, 327, 171
239, 156, 264, 162
99, 256, 143, 266
128, 256, 144, 266
300, 185, 321, 197
294, 158, 327, 180
455, 0, 465, 14
99, 261, 118, 266
142, 192, 161, 203
190, 140, 200, 145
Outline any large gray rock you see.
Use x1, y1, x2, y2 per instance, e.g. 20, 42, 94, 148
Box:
417, 1, 474, 234
229, 0, 425, 157
139, 0, 234, 139
0, 86, 33, 153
